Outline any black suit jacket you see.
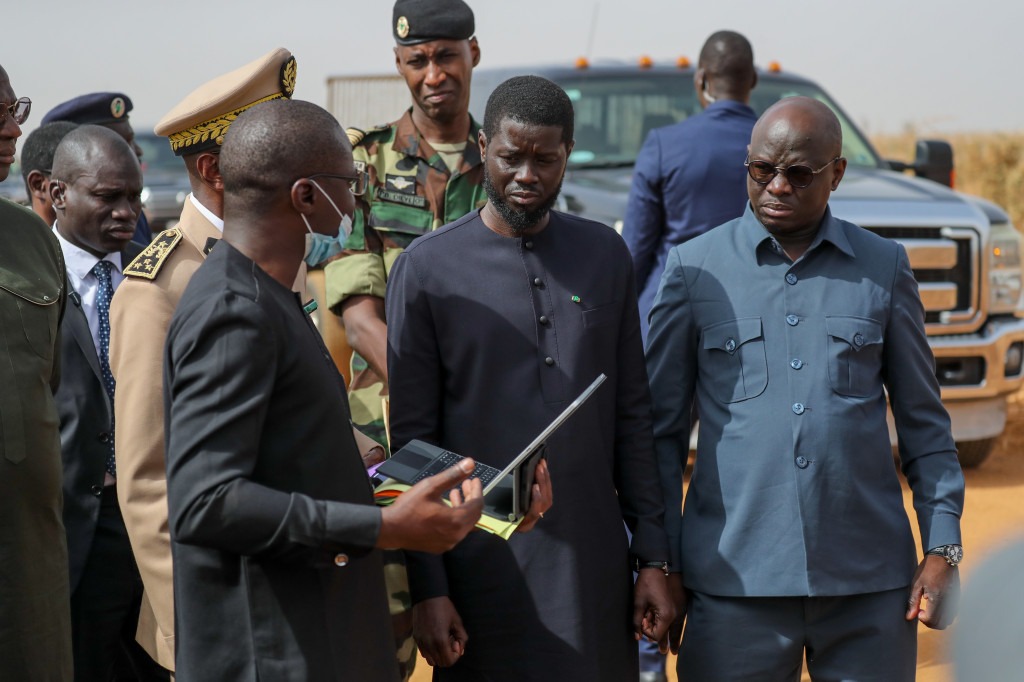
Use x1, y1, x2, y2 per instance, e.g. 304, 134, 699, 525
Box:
57, 243, 142, 591
164, 241, 396, 680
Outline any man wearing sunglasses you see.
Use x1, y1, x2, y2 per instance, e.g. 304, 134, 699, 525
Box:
647, 96, 965, 681
0, 64, 73, 680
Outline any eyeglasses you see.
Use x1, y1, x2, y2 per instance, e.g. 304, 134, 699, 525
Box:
745, 156, 842, 189
0, 97, 31, 125
308, 171, 368, 197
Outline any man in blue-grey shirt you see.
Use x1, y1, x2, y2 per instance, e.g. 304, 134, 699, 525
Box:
647, 97, 965, 681
623, 30, 758, 343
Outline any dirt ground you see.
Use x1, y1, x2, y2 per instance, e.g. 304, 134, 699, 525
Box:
411, 393, 1024, 682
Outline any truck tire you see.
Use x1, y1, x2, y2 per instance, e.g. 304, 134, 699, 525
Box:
956, 438, 997, 468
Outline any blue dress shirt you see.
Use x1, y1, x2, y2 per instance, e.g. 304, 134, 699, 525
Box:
623, 100, 757, 341
646, 205, 965, 597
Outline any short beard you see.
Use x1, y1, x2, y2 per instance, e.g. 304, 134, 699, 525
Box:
483, 168, 562, 235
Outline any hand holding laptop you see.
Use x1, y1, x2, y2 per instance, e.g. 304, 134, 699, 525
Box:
514, 459, 552, 534
376, 458, 484, 554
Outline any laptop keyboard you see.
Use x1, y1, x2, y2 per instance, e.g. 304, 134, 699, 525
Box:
412, 450, 503, 487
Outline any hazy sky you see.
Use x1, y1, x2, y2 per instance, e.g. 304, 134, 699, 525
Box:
6, 0, 1022, 140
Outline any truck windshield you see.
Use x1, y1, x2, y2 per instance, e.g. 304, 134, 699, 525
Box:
558, 73, 880, 170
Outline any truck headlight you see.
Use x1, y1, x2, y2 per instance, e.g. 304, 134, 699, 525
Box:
988, 221, 1023, 315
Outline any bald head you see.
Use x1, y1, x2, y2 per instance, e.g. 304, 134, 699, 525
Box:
220, 99, 351, 211
51, 124, 140, 184
752, 97, 842, 158
698, 30, 755, 100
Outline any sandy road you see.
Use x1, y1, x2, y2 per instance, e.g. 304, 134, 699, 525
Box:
411, 395, 1024, 681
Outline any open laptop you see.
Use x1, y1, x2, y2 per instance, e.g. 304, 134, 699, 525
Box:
375, 374, 606, 522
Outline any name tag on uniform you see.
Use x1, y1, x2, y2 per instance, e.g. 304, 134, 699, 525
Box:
377, 189, 427, 208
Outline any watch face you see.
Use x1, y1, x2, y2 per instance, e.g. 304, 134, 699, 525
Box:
947, 545, 964, 565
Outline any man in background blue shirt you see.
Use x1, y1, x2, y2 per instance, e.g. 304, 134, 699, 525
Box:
623, 30, 757, 343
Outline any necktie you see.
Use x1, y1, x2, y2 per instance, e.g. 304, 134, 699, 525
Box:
93, 260, 117, 477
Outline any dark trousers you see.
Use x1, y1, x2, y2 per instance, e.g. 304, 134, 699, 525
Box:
678, 588, 917, 682
70, 486, 170, 682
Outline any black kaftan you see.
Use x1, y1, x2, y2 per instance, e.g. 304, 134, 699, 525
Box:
387, 210, 669, 681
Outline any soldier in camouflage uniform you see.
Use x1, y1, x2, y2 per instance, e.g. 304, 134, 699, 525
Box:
322, 0, 485, 677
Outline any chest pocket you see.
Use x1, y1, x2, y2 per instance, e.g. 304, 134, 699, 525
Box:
701, 317, 767, 403
825, 316, 884, 398
582, 301, 620, 329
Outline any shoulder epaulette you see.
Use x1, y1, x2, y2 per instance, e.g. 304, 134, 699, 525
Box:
346, 127, 366, 146
347, 124, 390, 148
123, 227, 184, 280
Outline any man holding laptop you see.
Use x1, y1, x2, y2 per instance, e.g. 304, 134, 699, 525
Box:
386, 75, 674, 680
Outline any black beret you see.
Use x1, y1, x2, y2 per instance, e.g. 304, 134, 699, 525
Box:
41, 92, 133, 126
393, 0, 475, 46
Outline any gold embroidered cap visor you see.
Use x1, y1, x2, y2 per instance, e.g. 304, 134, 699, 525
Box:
154, 47, 297, 156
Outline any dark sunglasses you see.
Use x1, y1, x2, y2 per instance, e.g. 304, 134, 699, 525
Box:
0, 97, 31, 125
745, 156, 841, 189
308, 171, 369, 197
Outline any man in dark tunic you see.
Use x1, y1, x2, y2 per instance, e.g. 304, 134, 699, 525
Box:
163, 99, 486, 681
387, 75, 674, 681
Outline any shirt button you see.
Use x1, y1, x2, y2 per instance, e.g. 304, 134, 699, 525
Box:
97, 432, 111, 444
791, 358, 803, 370
334, 553, 349, 567
792, 403, 805, 415
524, 241, 534, 250
795, 456, 809, 469
786, 273, 798, 285
853, 333, 865, 347
539, 315, 549, 325
533, 277, 543, 287
786, 314, 799, 326
724, 338, 737, 353
544, 357, 555, 366
90, 485, 103, 496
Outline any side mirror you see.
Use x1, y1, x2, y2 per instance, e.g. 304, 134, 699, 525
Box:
912, 139, 954, 188
885, 139, 955, 188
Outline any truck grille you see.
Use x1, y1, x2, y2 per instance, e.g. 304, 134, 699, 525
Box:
865, 226, 981, 334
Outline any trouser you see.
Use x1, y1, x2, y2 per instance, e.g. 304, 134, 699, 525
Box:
678, 588, 917, 682
70, 486, 170, 682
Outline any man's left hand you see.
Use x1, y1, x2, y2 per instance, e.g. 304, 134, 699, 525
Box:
905, 554, 960, 629
633, 568, 676, 653
515, 459, 552, 534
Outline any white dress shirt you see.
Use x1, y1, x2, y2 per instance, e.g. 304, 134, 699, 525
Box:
53, 225, 124, 353
189, 193, 223, 232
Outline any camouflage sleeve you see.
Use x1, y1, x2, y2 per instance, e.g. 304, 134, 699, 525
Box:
324, 141, 388, 312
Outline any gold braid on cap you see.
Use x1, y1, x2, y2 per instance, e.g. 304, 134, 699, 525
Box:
167, 92, 284, 153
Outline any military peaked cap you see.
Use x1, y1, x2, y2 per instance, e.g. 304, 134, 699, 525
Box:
393, 0, 475, 45
154, 48, 297, 156
42, 92, 132, 126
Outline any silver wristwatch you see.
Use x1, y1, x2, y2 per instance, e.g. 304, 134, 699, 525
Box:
926, 544, 963, 567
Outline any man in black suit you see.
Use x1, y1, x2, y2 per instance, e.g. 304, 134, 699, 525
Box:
163, 98, 488, 680
50, 125, 169, 681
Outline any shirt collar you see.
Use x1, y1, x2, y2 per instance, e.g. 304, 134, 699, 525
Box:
740, 204, 855, 260
705, 99, 756, 117
392, 108, 483, 174
189, 193, 224, 232
52, 224, 122, 280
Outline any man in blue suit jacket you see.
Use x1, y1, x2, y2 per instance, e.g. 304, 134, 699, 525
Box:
647, 97, 965, 681
623, 31, 758, 343
51, 125, 168, 681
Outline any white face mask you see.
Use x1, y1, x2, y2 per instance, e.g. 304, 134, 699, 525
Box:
300, 178, 354, 267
